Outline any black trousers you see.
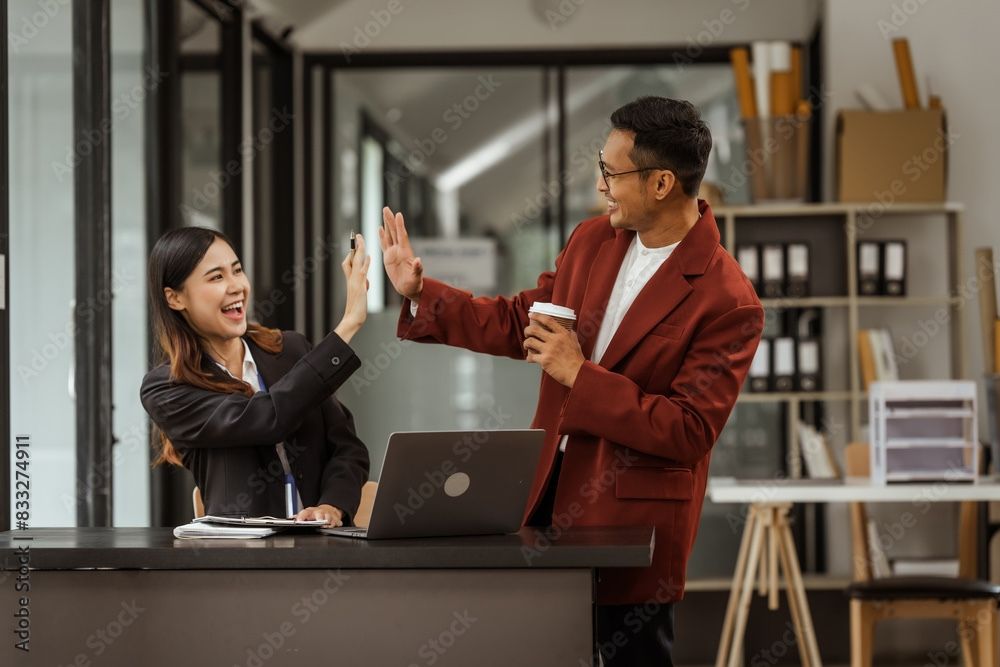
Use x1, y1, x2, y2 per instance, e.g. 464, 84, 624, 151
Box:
527, 450, 675, 667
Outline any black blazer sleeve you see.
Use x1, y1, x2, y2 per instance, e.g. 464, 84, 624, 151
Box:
140, 331, 360, 448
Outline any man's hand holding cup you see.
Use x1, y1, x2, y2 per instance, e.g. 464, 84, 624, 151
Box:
523, 303, 585, 388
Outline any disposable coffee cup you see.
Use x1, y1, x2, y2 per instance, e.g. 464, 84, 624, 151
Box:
528, 302, 577, 332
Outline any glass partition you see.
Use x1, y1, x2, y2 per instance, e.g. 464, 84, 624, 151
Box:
331, 67, 550, 474
110, 0, 149, 526
8, 0, 76, 526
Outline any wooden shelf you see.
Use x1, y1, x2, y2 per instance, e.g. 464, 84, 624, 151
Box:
759, 296, 960, 309
856, 296, 961, 307
738, 391, 854, 403
718, 202, 963, 217
760, 296, 849, 308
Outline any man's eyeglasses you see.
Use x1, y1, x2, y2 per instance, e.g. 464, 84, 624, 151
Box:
598, 150, 667, 190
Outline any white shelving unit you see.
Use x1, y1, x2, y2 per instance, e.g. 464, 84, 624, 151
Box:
718, 202, 966, 469
869, 380, 978, 483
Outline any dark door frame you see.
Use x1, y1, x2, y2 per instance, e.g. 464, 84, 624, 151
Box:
146, 0, 252, 527
144, 1, 295, 527
0, 0, 9, 533
250, 20, 296, 333
72, 0, 114, 528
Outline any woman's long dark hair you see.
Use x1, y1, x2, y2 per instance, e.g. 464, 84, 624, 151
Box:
148, 226, 282, 466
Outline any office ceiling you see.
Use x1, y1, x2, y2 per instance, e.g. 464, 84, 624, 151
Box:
257, 0, 822, 53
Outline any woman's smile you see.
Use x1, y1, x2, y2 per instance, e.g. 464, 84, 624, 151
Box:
221, 299, 245, 322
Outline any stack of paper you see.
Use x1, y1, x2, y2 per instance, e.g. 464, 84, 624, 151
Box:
174, 516, 326, 539
173, 522, 277, 540
194, 515, 326, 528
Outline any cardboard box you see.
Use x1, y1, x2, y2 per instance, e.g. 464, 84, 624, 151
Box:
836, 109, 948, 203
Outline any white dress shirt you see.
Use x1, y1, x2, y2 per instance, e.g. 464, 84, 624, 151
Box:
215, 338, 262, 391
558, 234, 679, 451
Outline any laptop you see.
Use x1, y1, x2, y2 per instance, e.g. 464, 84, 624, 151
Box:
323, 429, 544, 539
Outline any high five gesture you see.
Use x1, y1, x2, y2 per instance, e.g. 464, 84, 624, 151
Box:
378, 206, 424, 302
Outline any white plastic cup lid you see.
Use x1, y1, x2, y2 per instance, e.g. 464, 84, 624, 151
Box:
528, 302, 577, 321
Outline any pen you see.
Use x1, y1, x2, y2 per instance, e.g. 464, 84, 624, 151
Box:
350, 230, 356, 252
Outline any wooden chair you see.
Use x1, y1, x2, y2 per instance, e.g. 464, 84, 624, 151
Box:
844, 442, 1000, 667
354, 481, 378, 528
192, 487, 205, 519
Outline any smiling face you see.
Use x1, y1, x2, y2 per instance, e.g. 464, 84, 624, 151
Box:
597, 129, 675, 232
163, 237, 250, 345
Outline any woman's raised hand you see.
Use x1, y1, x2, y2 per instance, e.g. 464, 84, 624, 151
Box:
334, 233, 371, 344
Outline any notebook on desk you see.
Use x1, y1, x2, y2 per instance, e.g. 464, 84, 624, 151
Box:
173, 516, 327, 539
173, 522, 278, 539
194, 515, 327, 528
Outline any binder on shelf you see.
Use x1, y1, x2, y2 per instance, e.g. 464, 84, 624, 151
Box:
798, 423, 840, 479
858, 330, 877, 390
748, 338, 771, 392
736, 244, 761, 293
762, 244, 785, 298
796, 338, 822, 391
995, 320, 1000, 375
974, 247, 998, 373
882, 240, 907, 296
858, 328, 899, 390
857, 241, 882, 296
871, 329, 899, 381
786, 242, 810, 297
772, 337, 796, 392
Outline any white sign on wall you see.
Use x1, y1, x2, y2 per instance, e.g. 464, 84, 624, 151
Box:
410, 238, 497, 293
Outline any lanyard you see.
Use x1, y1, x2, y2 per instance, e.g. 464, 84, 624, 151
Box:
257, 370, 302, 517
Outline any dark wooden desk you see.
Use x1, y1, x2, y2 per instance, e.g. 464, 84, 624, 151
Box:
0, 526, 653, 666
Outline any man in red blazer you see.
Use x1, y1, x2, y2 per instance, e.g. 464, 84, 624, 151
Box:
380, 96, 763, 666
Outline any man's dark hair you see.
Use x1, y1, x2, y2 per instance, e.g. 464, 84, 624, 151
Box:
610, 96, 712, 197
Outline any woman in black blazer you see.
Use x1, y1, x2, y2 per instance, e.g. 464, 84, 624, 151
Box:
140, 226, 371, 527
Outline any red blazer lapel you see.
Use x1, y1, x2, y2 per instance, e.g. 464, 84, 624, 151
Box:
576, 230, 632, 361
598, 202, 721, 371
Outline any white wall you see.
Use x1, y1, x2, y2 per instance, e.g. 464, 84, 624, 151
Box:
823, 0, 1000, 381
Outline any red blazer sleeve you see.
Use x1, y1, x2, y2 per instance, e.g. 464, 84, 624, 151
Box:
396, 239, 575, 359
558, 304, 764, 464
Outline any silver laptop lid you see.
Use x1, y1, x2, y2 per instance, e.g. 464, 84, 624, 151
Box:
364, 429, 545, 539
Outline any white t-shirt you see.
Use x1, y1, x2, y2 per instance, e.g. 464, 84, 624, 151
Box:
558, 234, 679, 451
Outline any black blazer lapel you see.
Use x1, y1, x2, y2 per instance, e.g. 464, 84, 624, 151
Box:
243, 335, 298, 481
245, 334, 294, 391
